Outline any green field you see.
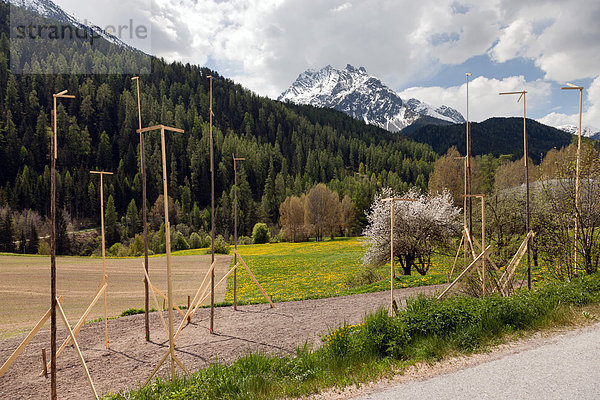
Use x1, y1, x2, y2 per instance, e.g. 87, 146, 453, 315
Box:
213, 238, 449, 304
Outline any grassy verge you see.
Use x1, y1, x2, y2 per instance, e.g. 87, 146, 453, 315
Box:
105, 272, 600, 400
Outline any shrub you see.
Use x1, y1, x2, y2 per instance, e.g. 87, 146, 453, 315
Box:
238, 236, 253, 245
252, 223, 270, 244
109, 242, 123, 257
189, 232, 202, 249
128, 234, 145, 256
213, 235, 230, 255
172, 230, 190, 251
37, 239, 50, 255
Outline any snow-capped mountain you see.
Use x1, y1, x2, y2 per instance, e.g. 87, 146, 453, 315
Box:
7, 0, 137, 51
278, 65, 465, 132
556, 124, 599, 138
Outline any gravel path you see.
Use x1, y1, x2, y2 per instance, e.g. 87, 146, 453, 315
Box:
0, 285, 444, 399
356, 322, 600, 400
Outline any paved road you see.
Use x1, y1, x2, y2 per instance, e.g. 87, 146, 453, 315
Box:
358, 323, 600, 400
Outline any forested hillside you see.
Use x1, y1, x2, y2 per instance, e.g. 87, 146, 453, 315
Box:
0, 1, 436, 249
403, 117, 574, 163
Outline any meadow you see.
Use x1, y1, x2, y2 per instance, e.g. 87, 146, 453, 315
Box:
221, 237, 449, 304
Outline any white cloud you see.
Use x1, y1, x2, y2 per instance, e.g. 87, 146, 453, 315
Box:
399, 75, 552, 122
489, 1, 600, 82
538, 75, 600, 130
54, 0, 600, 118
331, 2, 352, 13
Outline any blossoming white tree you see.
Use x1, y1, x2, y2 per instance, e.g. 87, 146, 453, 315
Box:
363, 188, 460, 276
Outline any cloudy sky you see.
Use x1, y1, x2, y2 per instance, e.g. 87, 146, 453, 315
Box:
54, 0, 600, 129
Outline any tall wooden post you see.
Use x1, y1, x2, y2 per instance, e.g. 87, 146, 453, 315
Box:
50, 94, 57, 400
233, 154, 245, 311
390, 200, 395, 310
500, 90, 531, 289
481, 196, 485, 295
50, 90, 74, 400
465, 73, 473, 240
132, 76, 150, 341
137, 125, 184, 379
383, 197, 417, 313
90, 171, 113, 348
208, 75, 215, 333
562, 83, 584, 278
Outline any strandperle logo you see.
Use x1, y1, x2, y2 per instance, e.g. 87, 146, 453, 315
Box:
14, 19, 149, 45
9, 1, 152, 75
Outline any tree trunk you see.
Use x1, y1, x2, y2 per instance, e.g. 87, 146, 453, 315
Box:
402, 254, 414, 275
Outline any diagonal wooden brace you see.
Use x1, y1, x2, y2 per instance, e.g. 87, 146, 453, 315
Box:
437, 246, 491, 300
0, 297, 62, 378
56, 299, 99, 399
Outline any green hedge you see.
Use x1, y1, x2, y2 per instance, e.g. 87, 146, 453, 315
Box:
106, 273, 600, 399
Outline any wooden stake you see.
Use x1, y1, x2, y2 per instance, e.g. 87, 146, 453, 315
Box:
56, 300, 99, 400
187, 296, 191, 323
500, 90, 533, 289
50, 90, 74, 400
42, 349, 47, 377
0, 297, 62, 378
235, 251, 276, 308
208, 75, 215, 334
142, 263, 169, 336
41, 284, 106, 376
499, 231, 536, 294
438, 246, 491, 300
132, 76, 151, 341
382, 197, 417, 313
561, 84, 584, 278
174, 262, 215, 339
233, 154, 245, 311
136, 124, 185, 380
90, 170, 113, 349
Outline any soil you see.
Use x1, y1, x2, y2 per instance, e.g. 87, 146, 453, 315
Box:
0, 254, 233, 338
0, 285, 444, 399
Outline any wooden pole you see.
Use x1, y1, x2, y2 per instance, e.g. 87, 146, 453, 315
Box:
390, 199, 394, 313
560, 84, 584, 278
233, 154, 245, 310
160, 126, 176, 379
51, 92, 57, 400
90, 171, 113, 348
136, 124, 185, 380
481, 196, 485, 296
208, 75, 215, 333
500, 90, 531, 289
383, 197, 417, 313
523, 93, 531, 289
438, 246, 491, 300
573, 87, 583, 277
132, 76, 150, 341
0, 297, 62, 378
465, 73, 473, 241
50, 90, 74, 400
56, 300, 99, 400
463, 194, 485, 295
42, 349, 47, 377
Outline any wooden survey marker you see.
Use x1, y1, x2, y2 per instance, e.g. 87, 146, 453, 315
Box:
382, 197, 417, 314
136, 124, 189, 382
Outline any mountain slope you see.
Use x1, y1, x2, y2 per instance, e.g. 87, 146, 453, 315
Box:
403, 118, 574, 163
7, 0, 137, 51
556, 124, 599, 138
279, 64, 465, 132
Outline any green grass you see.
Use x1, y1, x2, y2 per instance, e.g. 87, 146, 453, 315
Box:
105, 272, 600, 400
213, 238, 450, 304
